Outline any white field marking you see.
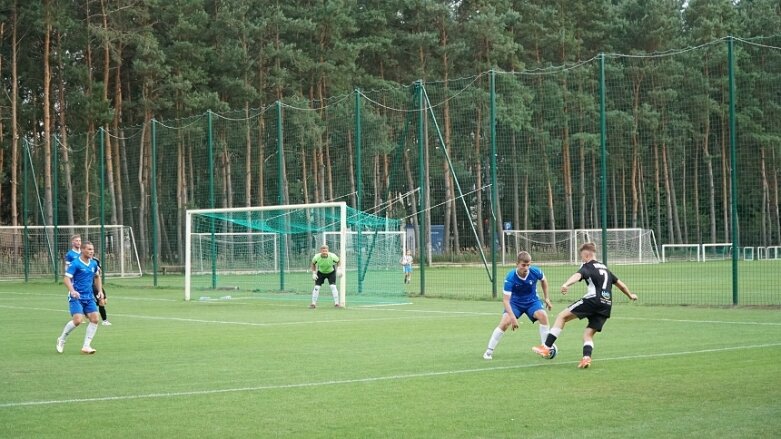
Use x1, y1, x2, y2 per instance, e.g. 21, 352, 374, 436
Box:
614, 316, 781, 327
0, 291, 178, 302
0, 304, 474, 327
1, 342, 779, 409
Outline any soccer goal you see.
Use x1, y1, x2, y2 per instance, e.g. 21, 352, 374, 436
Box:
661, 244, 702, 262
702, 243, 733, 261
0, 224, 142, 278
185, 202, 405, 304
502, 228, 660, 265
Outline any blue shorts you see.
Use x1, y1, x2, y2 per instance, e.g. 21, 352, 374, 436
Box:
403, 265, 412, 274
504, 300, 545, 323
69, 297, 98, 316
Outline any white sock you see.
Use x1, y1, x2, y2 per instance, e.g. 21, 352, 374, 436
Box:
60, 321, 77, 340
311, 286, 321, 304
538, 324, 549, 344
83, 322, 98, 348
486, 327, 505, 351
550, 326, 562, 338
330, 285, 339, 304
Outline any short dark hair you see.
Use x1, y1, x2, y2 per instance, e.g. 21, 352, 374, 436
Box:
579, 242, 596, 253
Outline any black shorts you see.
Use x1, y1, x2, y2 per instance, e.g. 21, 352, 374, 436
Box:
315, 271, 336, 286
566, 298, 611, 332
93, 288, 107, 305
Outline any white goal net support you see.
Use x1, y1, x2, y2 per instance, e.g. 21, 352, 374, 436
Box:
502, 228, 660, 265
185, 202, 405, 304
0, 224, 142, 279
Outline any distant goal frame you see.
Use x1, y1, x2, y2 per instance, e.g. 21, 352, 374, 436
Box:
184, 202, 347, 302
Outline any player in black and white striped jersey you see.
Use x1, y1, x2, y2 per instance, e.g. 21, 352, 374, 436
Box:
533, 242, 637, 368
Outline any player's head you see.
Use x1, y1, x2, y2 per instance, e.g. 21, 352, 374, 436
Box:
516, 251, 532, 276
81, 241, 95, 259
406, 249, 412, 256
70, 234, 81, 249
320, 245, 329, 257
579, 242, 597, 260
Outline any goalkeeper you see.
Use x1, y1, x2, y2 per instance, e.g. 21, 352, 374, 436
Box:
310, 245, 342, 309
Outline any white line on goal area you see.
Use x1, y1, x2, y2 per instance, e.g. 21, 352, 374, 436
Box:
2, 342, 779, 409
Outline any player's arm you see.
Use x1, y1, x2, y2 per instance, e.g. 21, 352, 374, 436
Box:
94, 272, 104, 300
63, 275, 80, 299
560, 272, 582, 295
502, 292, 519, 330
615, 279, 637, 301
540, 276, 552, 310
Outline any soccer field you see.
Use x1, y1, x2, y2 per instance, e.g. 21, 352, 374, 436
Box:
1, 280, 779, 438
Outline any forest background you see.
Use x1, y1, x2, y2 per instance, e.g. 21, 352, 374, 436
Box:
0, 0, 780, 274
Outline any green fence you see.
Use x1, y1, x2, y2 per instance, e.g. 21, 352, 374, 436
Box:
10, 36, 781, 305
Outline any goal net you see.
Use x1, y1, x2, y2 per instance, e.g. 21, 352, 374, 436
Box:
502, 228, 660, 265
185, 202, 405, 305
0, 225, 142, 278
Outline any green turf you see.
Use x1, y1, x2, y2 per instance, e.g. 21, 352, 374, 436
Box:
1, 279, 779, 438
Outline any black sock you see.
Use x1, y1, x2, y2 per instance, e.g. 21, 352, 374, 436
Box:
583, 344, 593, 357
545, 333, 558, 348
99, 306, 107, 321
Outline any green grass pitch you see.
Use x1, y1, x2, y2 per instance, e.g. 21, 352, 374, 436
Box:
0, 279, 779, 438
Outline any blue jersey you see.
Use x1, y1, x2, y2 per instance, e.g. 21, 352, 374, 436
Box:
503, 266, 545, 306
65, 256, 99, 297
64, 249, 80, 268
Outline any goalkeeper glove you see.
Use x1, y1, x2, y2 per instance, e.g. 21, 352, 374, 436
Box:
312, 271, 318, 281
337, 268, 344, 278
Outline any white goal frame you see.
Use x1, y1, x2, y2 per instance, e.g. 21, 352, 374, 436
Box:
702, 243, 733, 261
189, 231, 279, 275
502, 228, 659, 265
661, 244, 702, 262
185, 202, 347, 303
0, 224, 142, 278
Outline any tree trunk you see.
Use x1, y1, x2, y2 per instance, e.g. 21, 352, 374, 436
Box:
56, 30, 75, 225
43, 3, 54, 227
561, 77, 574, 230
10, 6, 19, 229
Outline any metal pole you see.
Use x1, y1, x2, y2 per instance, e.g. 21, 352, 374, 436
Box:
727, 36, 739, 305
489, 70, 498, 298
599, 54, 608, 263
151, 119, 159, 286
355, 88, 363, 294
416, 81, 426, 295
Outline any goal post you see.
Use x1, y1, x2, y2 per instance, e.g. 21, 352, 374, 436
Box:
0, 224, 142, 279
662, 244, 702, 262
502, 228, 660, 264
185, 202, 347, 302
185, 202, 405, 304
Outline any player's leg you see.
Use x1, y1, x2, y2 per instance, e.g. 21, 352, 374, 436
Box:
529, 304, 549, 345
97, 289, 110, 325
578, 319, 603, 369
533, 303, 579, 357
310, 273, 324, 308
326, 272, 339, 306
484, 305, 521, 359
57, 302, 85, 353
80, 303, 100, 354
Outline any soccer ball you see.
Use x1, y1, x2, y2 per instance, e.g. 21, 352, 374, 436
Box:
547, 344, 558, 360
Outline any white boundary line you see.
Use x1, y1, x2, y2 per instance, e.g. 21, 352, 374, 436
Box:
2, 342, 779, 409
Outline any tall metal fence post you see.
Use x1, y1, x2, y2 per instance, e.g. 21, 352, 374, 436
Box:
489, 70, 498, 298
599, 53, 608, 263
727, 36, 739, 305
276, 101, 286, 290
416, 80, 426, 295
207, 110, 216, 289
355, 88, 364, 294
151, 119, 159, 285
52, 134, 59, 281
23, 139, 30, 282
99, 127, 106, 274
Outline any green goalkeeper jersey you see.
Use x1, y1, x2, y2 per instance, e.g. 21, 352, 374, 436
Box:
312, 252, 339, 274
